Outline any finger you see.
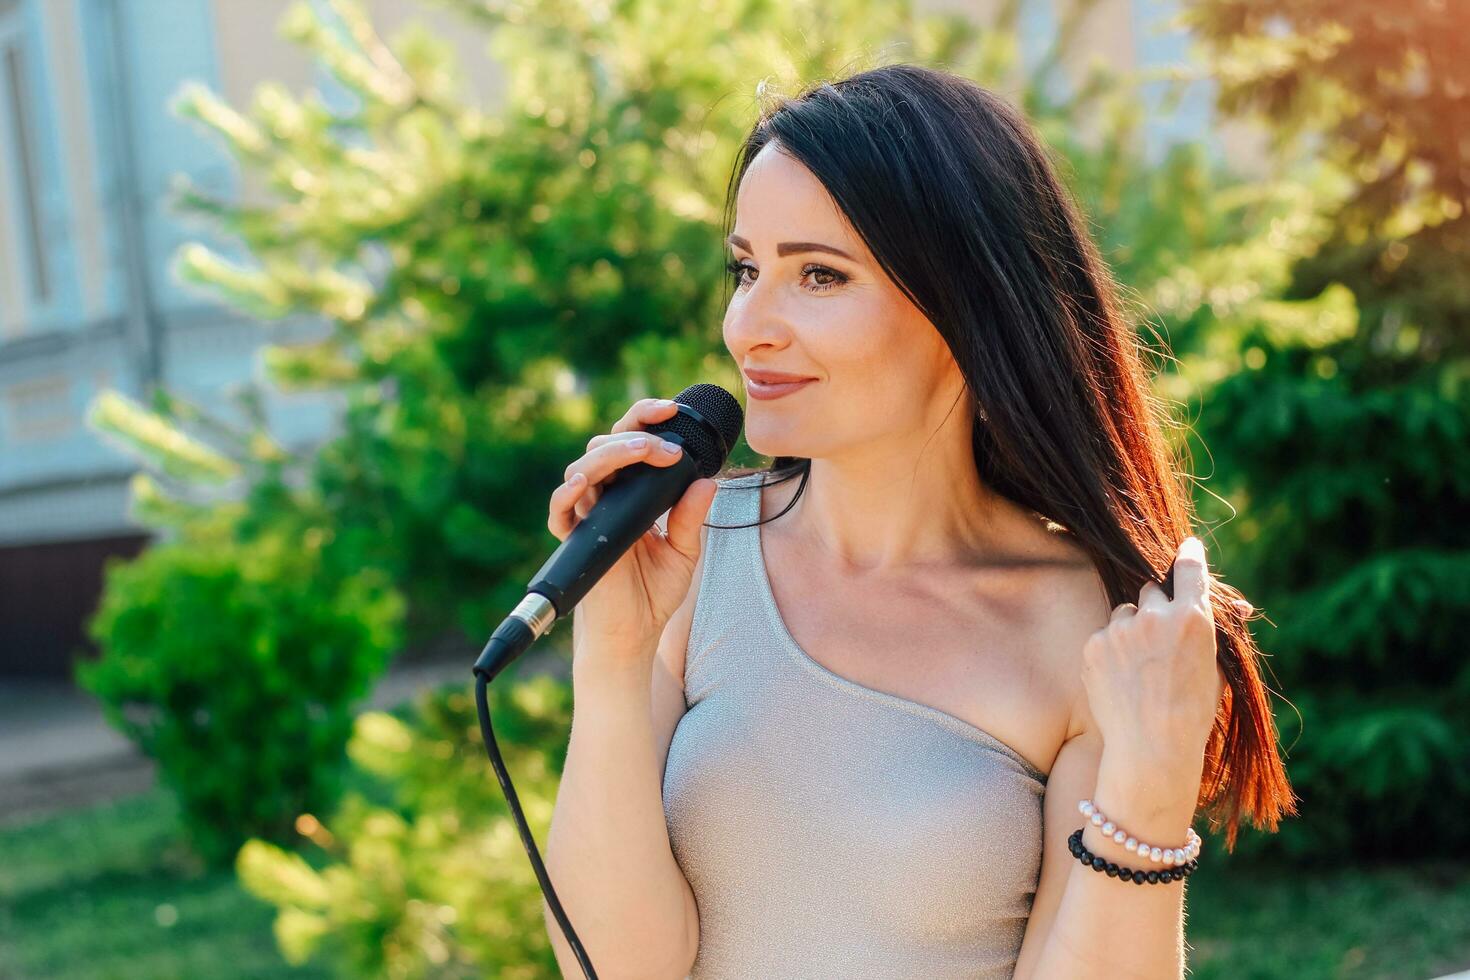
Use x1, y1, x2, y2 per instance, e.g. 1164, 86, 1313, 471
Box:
587, 431, 631, 452
1110, 601, 1137, 623
663, 478, 719, 559
609, 397, 681, 435
587, 427, 674, 452
548, 472, 589, 540
563, 433, 685, 486
1138, 578, 1169, 614
1174, 536, 1211, 607
1231, 597, 1254, 618
574, 482, 600, 519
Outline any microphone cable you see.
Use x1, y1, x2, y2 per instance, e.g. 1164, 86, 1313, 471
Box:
473, 669, 599, 978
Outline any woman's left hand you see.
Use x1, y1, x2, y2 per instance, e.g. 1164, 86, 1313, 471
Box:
1080, 536, 1229, 778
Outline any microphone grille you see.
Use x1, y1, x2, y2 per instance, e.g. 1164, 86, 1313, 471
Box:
652, 383, 744, 478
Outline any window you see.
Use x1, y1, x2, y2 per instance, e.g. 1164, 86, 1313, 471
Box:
1, 14, 48, 303
4, 375, 74, 442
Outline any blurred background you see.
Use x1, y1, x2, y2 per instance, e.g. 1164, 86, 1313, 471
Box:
0, 0, 1465, 977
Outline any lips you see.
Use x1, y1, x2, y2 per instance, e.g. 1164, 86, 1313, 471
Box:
743, 367, 817, 384
743, 368, 816, 401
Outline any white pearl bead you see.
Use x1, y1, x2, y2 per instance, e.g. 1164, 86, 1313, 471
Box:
1163, 850, 1175, 865
1113, 829, 1126, 844
1080, 801, 1094, 815
1102, 821, 1116, 835
1125, 837, 1138, 852
1090, 812, 1104, 826
1148, 846, 1161, 861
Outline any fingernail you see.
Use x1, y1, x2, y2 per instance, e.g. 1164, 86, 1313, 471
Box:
657, 399, 675, 407
660, 439, 682, 454
569, 472, 585, 484
1182, 536, 1205, 556
628, 436, 648, 447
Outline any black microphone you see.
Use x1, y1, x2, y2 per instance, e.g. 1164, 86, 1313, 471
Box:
473, 382, 744, 682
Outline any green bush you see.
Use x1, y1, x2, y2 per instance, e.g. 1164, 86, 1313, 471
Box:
79, 519, 406, 865
1178, 0, 1470, 860
237, 672, 571, 979
1194, 345, 1470, 859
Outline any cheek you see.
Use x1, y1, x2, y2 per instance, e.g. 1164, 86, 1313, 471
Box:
828, 316, 944, 407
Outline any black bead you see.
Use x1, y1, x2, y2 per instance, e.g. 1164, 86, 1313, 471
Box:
1133, 870, 1147, 883
1091, 856, 1105, 871
1105, 864, 1118, 877
1146, 870, 1160, 883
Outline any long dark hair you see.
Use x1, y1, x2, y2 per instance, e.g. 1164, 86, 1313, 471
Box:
711, 63, 1295, 851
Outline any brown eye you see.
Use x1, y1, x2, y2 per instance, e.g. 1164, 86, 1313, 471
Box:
802, 264, 847, 292
725, 258, 754, 288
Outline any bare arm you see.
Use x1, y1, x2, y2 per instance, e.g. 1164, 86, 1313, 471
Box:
1011, 721, 1192, 980
540, 523, 706, 980
1014, 543, 1222, 980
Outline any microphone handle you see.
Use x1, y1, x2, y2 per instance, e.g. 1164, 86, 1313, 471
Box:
473, 433, 698, 681
530, 443, 699, 614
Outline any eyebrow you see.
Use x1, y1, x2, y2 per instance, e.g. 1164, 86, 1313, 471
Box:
725, 234, 857, 262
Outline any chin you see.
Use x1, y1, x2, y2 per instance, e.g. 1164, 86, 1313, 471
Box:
743, 420, 810, 461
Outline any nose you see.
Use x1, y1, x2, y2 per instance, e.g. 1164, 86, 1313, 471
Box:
723, 279, 795, 356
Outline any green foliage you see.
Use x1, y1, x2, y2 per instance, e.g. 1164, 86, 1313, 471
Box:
1181, 0, 1469, 362
180, 1, 1255, 970
1191, 336, 1470, 858
1173, 0, 1470, 859
78, 517, 406, 865
236, 672, 571, 979
162, 0, 1185, 645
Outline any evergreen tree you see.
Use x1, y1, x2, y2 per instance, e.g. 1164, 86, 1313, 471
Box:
1179, 0, 1470, 858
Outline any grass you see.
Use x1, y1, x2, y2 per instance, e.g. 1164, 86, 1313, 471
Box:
1, 784, 1467, 979
0, 790, 329, 980
1185, 853, 1470, 980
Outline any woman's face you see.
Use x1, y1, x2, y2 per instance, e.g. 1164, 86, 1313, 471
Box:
723, 142, 964, 461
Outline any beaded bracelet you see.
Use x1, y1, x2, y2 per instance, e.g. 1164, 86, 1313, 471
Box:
1069, 828, 1198, 884
1078, 799, 1201, 866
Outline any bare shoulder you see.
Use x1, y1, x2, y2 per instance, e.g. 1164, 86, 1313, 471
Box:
1013, 526, 1113, 743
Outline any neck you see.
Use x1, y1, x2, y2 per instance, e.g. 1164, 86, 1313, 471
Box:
773, 420, 1022, 574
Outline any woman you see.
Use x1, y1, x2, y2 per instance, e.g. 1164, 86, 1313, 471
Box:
540, 63, 1296, 979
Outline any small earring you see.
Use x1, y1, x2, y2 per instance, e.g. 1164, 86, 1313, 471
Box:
978, 408, 989, 422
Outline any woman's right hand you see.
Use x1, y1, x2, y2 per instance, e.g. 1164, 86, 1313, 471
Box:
549, 397, 720, 669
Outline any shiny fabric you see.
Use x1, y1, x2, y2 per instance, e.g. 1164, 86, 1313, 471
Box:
661, 473, 1049, 980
